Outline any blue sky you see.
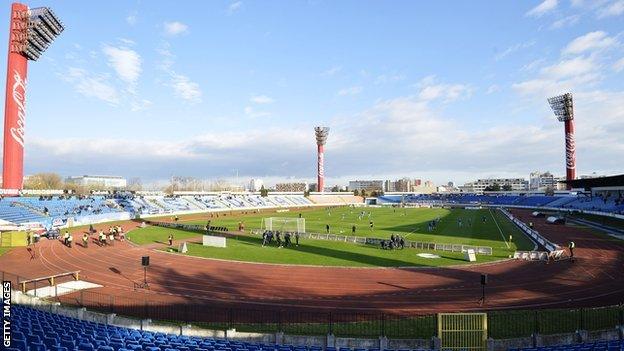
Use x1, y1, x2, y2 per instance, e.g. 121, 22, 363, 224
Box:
1, 0, 624, 186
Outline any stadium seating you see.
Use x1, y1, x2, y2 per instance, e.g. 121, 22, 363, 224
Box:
9, 304, 624, 351
379, 193, 624, 215
3, 191, 621, 228
510, 340, 624, 351
8, 305, 436, 351
0, 199, 48, 224
0, 196, 121, 227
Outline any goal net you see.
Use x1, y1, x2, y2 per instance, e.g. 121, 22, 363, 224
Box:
261, 217, 305, 233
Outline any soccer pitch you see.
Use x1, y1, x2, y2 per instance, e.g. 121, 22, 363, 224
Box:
128, 207, 534, 267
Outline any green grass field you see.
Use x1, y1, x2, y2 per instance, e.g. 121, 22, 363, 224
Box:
127, 226, 199, 245
128, 207, 534, 267
0, 247, 12, 256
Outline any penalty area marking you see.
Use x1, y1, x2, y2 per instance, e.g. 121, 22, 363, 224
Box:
489, 208, 510, 249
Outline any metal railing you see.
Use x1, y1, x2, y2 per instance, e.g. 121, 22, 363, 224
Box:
250, 230, 493, 255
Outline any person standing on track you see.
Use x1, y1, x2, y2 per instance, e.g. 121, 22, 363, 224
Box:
63, 231, 69, 246
568, 241, 576, 262
82, 233, 89, 248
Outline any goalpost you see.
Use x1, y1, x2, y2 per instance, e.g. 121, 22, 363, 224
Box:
261, 217, 306, 233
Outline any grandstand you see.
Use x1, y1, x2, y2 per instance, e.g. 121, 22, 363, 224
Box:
376, 192, 624, 215
0, 193, 348, 228
10, 305, 362, 351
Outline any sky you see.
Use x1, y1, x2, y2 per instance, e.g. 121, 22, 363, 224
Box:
1, 0, 623, 187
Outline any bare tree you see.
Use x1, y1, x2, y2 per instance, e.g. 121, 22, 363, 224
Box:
127, 177, 143, 191
23, 173, 64, 190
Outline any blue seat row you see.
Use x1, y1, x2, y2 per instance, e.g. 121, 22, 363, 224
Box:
7, 305, 432, 351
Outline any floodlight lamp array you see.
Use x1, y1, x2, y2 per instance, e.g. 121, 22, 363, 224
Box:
314, 126, 330, 145
547, 93, 574, 122
12, 7, 64, 61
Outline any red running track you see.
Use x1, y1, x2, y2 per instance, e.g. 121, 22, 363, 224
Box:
1, 209, 623, 314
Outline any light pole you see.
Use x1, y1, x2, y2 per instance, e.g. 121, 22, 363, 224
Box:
2, 3, 64, 193
314, 127, 329, 192
547, 93, 576, 190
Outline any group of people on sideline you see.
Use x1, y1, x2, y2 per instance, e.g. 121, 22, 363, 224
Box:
380, 234, 405, 250
261, 230, 300, 248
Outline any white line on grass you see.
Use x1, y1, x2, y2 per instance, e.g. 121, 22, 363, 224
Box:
489, 208, 510, 249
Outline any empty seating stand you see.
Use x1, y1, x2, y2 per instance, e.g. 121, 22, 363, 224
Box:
8, 305, 435, 351
511, 340, 624, 351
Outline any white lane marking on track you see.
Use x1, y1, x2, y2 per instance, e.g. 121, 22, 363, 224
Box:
489, 208, 510, 249
580, 265, 595, 279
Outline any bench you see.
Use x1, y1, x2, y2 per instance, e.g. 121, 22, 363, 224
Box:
20, 271, 80, 293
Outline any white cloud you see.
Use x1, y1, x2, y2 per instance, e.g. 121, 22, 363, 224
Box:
597, 0, 624, 17
337, 86, 363, 96
513, 56, 601, 97
23, 86, 624, 183
157, 41, 202, 104
540, 56, 598, 78
375, 73, 406, 84
415, 76, 473, 103
164, 21, 189, 36
228, 1, 243, 13
131, 99, 152, 112
486, 85, 500, 94
550, 15, 580, 29
250, 95, 274, 104
521, 58, 547, 72
322, 65, 342, 76
170, 73, 202, 103
102, 45, 141, 92
526, 0, 558, 17
126, 14, 137, 25
244, 106, 271, 118
118, 38, 136, 46
63, 68, 119, 105
614, 57, 624, 72
495, 41, 536, 61
562, 31, 617, 55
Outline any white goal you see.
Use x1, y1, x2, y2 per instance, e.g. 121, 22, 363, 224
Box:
261, 217, 305, 233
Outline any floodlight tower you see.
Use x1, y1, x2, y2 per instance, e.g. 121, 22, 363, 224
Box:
2, 3, 64, 192
314, 126, 329, 192
547, 93, 576, 189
